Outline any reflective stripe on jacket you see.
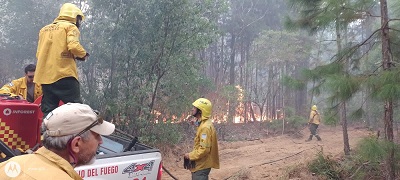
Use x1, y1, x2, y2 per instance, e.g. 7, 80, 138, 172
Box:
0, 147, 82, 180
0, 77, 42, 102
309, 110, 321, 125
189, 119, 220, 172
35, 6, 87, 85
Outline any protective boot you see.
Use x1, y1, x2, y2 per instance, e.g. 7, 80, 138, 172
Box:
305, 135, 313, 142
316, 135, 322, 141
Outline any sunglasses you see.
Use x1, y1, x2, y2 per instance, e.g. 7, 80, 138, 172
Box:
28, 75, 34, 78
75, 118, 103, 137
75, 111, 103, 137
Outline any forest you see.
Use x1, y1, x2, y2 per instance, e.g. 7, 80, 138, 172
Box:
1, 0, 400, 179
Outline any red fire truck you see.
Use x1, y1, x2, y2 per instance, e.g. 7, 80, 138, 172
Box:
0, 95, 163, 180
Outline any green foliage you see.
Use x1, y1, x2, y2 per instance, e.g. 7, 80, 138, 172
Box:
144, 121, 183, 146
308, 150, 341, 179
323, 107, 339, 126
284, 106, 295, 117
367, 69, 400, 101
344, 137, 400, 179
282, 76, 306, 90
284, 106, 305, 129
267, 120, 282, 132
77, 0, 226, 127
356, 137, 387, 164
305, 137, 400, 179
286, 115, 306, 130
349, 107, 364, 121
286, 0, 376, 34
303, 63, 344, 81
325, 74, 361, 103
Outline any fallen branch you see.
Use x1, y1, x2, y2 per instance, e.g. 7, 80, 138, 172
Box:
348, 162, 369, 179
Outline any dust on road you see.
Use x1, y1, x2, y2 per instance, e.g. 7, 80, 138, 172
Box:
162, 125, 370, 180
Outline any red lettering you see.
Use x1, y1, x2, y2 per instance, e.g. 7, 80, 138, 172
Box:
78, 170, 85, 178
87, 168, 98, 177
100, 166, 119, 175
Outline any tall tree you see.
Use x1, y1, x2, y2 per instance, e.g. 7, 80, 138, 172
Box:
286, 0, 376, 155
79, 0, 223, 136
251, 30, 311, 120
379, 0, 394, 178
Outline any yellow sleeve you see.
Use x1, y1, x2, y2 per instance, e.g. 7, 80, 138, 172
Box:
0, 80, 19, 96
189, 127, 212, 161
66, 25, 87, 58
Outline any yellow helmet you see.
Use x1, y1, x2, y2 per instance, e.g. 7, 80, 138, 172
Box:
57, 3, 85, 21
192, 98, 212, 119
311, 105, 317, 111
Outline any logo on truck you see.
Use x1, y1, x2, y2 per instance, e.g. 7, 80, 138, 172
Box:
2, 108, 35, 116
122, 160, 154, 178
3, 108, 11, 116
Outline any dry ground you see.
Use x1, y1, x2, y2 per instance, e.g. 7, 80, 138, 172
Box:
161, 124, 371, 180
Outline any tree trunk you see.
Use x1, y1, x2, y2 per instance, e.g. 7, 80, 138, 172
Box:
335, 12, 351, 156
380, 0, 395, 179
244, 42, 251, 123
341, 102, 350, 155
229, 33, 236, 86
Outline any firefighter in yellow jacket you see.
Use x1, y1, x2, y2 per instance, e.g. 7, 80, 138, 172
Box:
0, 64, 42, 102
184, 98, 220, 180
306, 105, 322, 141
35, 3, 89, 119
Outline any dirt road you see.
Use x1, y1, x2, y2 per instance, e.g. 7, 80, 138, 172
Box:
162, 125, 370, 180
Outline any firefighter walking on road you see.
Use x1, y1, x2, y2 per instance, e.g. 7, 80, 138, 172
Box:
306, 105, 322, 142
184, 98, 220, 180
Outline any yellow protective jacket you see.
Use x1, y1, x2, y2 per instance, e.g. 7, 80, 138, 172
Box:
0, 77, 42, 102
0, 147, 82, 180
309, 110, 321, 125
35, 4, 87, 85
189, 118, 220, 172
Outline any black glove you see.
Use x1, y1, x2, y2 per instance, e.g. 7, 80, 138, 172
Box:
76, 53, 90, 61
183, 157, 195, 169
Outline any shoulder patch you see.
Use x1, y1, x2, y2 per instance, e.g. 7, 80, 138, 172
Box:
201, 133, 207, 140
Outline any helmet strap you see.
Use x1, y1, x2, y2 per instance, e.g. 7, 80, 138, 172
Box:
76, 15, 82, 28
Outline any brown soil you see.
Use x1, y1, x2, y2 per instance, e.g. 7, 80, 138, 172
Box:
161, 124, 371, 180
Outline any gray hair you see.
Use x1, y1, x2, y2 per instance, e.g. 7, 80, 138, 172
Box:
42, 131, 91, 151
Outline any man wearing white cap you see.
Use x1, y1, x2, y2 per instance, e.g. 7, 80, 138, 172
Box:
0, 103, 115, 180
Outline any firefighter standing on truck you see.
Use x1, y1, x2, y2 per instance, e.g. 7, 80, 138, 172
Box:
0, 64, 42, 102
35, 3, 89, 120
184, 98, 220, 180
306, 105, 322, 141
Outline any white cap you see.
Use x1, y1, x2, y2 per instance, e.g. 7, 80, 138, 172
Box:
44, 103, 115, 137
